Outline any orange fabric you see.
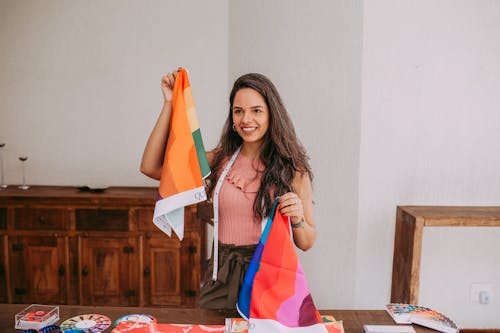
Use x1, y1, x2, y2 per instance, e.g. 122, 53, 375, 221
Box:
158, 70, 203, 198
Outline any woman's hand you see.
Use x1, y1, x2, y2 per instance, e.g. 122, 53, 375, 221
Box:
161, 68, 182, 103
278, 192, 304, 225
279, 172, 316, 251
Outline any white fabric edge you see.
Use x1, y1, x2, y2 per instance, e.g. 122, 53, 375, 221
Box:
249, 319, 328, 333
153, 186, 207, 241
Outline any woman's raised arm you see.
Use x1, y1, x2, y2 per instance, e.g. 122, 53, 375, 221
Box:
140, 70, 178, 180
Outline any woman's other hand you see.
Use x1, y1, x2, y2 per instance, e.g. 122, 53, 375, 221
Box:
279, 172, 316, 251
278, 192, 304, 225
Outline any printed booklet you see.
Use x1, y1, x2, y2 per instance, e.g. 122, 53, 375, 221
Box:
385, 303, 459, 333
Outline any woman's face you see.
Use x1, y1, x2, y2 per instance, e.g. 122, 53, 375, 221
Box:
232, 88, 270, 147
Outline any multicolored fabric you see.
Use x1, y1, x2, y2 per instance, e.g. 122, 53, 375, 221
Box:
112, 321, 225, 333
237, 199, 328, 332
153, 69, 210, 241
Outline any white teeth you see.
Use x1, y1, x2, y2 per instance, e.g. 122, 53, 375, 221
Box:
242, 127, 256, 132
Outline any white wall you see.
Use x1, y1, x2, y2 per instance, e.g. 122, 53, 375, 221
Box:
420, 227, 500, 328
0, 0, 228, 187
358, 0, 500, 328
229, 0, 363, 309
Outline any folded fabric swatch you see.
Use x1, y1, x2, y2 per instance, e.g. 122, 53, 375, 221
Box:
153, 69, 210, 240
237, 199, 328, 332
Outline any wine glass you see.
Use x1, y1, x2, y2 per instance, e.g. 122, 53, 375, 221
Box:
0, 143, 6, 189
18, 156, 30, 190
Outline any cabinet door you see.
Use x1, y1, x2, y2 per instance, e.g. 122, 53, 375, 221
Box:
140, 206, 201, 307
183, 206, 202, 307
0, 234, 7, 303
180, 230, 201, 308
8, 235, 68, 304
78, 236, 138, 306
0, 208, 7, 302
143, 235, 182, 306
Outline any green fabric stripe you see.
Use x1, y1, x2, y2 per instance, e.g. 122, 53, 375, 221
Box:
192, 128, 210, 178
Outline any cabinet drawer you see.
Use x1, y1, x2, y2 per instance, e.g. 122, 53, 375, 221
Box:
75, 209, 129, 231
14, 208, 67, 230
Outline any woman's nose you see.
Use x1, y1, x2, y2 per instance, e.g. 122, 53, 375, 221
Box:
241, 110, 252, 122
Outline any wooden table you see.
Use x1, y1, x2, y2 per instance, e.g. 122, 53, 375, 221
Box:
1, 304, 438, 333
391, 206, 500, 305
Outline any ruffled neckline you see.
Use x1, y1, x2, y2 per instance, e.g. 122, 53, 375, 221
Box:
225, 154, 264, 193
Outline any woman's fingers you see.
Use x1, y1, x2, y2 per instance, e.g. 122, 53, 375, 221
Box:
162, 69, 180, 87
161, 69, 180, 101
279, 193, 303, 220
162, 73, 174, 87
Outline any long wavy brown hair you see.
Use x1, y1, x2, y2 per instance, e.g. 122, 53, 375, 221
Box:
208, 73, 312, 219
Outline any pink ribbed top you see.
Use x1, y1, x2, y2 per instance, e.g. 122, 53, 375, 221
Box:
218, 153, 264, 246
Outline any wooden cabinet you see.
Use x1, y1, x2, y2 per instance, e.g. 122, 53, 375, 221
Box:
0, 186, 203, 307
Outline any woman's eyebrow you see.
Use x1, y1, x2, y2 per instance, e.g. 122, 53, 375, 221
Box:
232, 104, 265, 109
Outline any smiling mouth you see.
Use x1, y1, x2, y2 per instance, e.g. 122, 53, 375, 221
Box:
241, 127, 257, 132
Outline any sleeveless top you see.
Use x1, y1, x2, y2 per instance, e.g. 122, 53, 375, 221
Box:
218, 153, 264, 246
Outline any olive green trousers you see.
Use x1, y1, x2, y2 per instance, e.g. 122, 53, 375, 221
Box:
199, 243, 257, 309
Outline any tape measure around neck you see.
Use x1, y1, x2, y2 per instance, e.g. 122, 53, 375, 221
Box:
212, 146, 242, 281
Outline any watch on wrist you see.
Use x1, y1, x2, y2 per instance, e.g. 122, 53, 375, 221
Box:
291, 218, 305, 229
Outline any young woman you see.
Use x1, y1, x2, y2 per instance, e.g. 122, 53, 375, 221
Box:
140, 69, 317, 309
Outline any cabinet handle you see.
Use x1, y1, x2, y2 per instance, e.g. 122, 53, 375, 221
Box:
124, 290, 136, 297
58, 265, 65, 276
122, 246, 134, 254
82, 266, 88, 277
184, 289, 196, 297
38, 215, 47, 224
143, 266, 150, 277
14, 287, 26, 295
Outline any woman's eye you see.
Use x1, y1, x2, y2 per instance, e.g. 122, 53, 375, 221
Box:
233, 109, 242, 114
254, 108, 262, 113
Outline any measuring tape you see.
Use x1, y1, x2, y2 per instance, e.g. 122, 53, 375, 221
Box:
211, 146, 242, 280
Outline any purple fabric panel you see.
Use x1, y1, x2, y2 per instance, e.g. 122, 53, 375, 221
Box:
275, 266, 309, 327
